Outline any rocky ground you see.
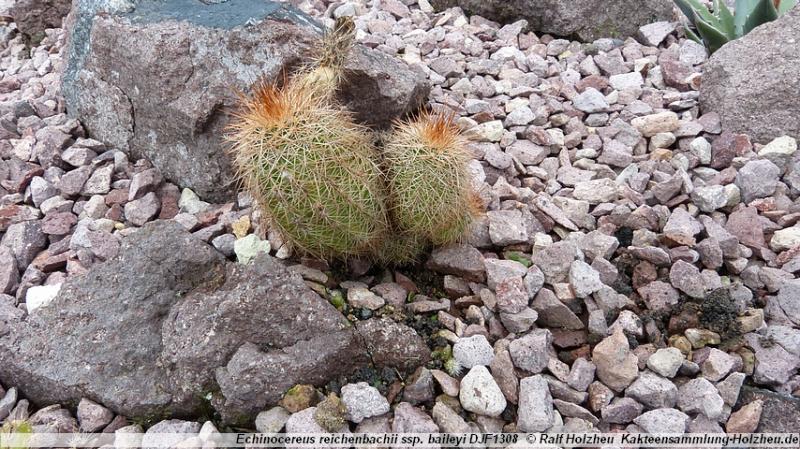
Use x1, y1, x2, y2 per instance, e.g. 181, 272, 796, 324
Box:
0, 0, 799, 444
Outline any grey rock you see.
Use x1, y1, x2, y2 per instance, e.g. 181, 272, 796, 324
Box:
0, 221, 428, 424
0, 246, 19, 295
487, 210, 528, 246
81, 163, 113, 196
532, 241, 578, 284
341, 382, 390, 424
431, 402, 470, 433
700, 7, 800, 143
485, 259, 528, 291
346, 287, 385, 311
0, 387, 17, 421
646, 347, 684, 378
633, 408, 689, 433
123, 192, 160, 226
736, 159, 781, 203
63, 0, 428, 201
716, 372, 746, 407
568, 260, 603, 298
530, 288, 583, 330
141, 419, 200, 449
495, 276, 528, 313
566, 358, 595, 392
427, 244, 485, 282
701, 348, 736, 382
453, 335, 494, 369
508, 329, 552, 373
636, 21, 675, 47
678, 378, 725, 419
625, 371, 677, 409
601, 397, 643, 424
1, 220, 47, 268
392, 402, 439, 433
573, 88, 608, 113
77, 398, 113, 432
128, 168, 162, 201
517, 375, 553, 432
211, 234, 236, 258
402, 367, 435, 405
430, 0, 673, 41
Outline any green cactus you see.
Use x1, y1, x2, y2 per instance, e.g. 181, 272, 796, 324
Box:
383, 112, 482, 247
373, 226, 429, 265
226, 18, 389, 260
675, 0, 797, 53
227, 80, 389, 260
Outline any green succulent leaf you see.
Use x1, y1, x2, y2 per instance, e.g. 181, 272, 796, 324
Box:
735, 0, 760, 34
674, 0, 717, 27
715, 0, 738, 37
695, 16, 732, 53
744, 0, 779, 34
777, 0, 798, 14
685, 25, 704, 43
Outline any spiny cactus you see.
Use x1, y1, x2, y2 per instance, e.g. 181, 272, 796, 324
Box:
373, 226, 428, 265
226, 19, 389, 260
295, 16, 357, 99
383, 112, 482, 247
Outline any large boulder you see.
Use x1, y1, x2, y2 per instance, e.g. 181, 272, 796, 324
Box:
700, 6, 800, 143
0, 221, 430, 424
62, 0, 429, 202
10, 0, 72, 39
430, 0, 674, 41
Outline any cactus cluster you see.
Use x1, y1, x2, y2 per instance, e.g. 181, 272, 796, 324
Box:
226, 18, 481, 264
675, 0, 797, 53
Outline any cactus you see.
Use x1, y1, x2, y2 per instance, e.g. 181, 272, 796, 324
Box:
226, 19, 389, 260
674, 0, 797, 53
383, 112, 481, 247
373, 226, 428, 265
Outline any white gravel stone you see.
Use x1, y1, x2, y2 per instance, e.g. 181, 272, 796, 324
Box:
25, 284, 61, 313
341, 382, 390, 424
646, 347, 684, 378
255, 407, 290, 433
459, 366, 507, 417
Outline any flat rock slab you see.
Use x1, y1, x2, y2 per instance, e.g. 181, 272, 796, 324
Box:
62, 0, 428, 201
0, 221, 429, 424
430, 0, 673, 41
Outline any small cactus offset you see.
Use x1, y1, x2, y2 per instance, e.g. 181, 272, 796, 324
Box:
383, 112, 482, 247
226, 19, 390, 260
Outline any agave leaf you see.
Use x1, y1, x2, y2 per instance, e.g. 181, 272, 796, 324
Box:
735, 0, 759, 34
778, 0, 798, 14
695, 15, 732, 53
744, 0, 779, 34
674, 0, 717, 26
685, 25, 704, 43
715, 0, 738, 37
